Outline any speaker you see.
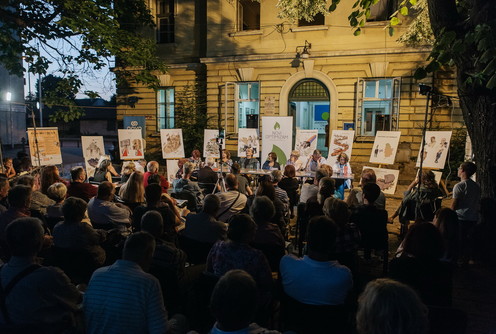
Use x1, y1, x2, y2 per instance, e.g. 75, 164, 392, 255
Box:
246, 114, 258, 128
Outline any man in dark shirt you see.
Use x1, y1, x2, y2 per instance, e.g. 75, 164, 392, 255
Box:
67, 166, 97, 202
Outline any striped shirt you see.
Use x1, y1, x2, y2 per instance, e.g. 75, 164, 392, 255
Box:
83, 260, 168, 334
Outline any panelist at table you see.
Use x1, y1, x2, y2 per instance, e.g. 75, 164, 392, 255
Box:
262, 152, 281, 170
238, 147, 259, 170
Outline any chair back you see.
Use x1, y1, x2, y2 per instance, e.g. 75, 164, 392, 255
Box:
172, 191, 198, 212
47, 246, 101, 284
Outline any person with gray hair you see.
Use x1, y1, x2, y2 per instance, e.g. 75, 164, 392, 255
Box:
173, 162, 203, 206
270, 170, 290, 212
46, 182, 67, 219
306, 176, 337, 217
299, 168, 329, 204
182, 194, 227, 243
144, 160, 169, 192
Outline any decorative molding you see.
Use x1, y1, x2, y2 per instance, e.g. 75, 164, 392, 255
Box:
303, 60, 315, 77
369, 62, 389, 77
236, 67, 255, 81
159, 74, 171, 86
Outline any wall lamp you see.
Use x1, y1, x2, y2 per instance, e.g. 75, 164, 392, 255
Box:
418, 83, 432, 96
296, 40, 312, 59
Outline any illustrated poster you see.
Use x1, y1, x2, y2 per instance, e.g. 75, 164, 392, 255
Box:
261, 117, 293, 164
81, 136, 105, 177
160, 129, 185, 159
27, 127, 62, 166
416, 131, 452, 169
328, 130, 355, 159
238, 128, 260, 158
166, 159, 180, 184
203, 129, 225, 158
295, 129, 319, 168
118, 129, 144, 160
363, 166, 400, 195
369, 131, 402, 165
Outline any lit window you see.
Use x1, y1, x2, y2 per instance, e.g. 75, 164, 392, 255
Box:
157, 0, 174, 43
356, 78, 401, 136
368, 0, 398, 22
237, 0, 260, 31
157, 87, 175, 130
236, 82, 259, 129
298, 13, 325, 27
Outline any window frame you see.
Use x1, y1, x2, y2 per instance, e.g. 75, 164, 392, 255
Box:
157, 87, 175, 131
235, 82, 260, 131
236, 0, 261, 32
156, 0, 175, 44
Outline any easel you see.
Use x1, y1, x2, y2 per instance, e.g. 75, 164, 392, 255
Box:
214, 129, 226, 193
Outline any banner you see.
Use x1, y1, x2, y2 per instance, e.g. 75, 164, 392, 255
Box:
369, 131, 402, 165
416, 131, 452, 169
123, 116, 146, 138
363, 166, 400, 195
118, 129, 144, 160
160, 129, 185, 159
261, 117, 293, 164
27, 127, 62, 166
328, 130, 354, 159
295, 129, 319, 168
203, 129, 225, 158
238, 128, 260, 158
81, 136, 105, 177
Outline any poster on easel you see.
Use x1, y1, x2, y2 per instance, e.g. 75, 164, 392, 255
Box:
166, 159, 180, 184
27, 127, 62, 166
369, 131, 402, 165
81, 136, 105, 177
238, 128, 260, 158
363, 166, 400, 195
416, 131, 452, 169
328, 130, 355, 159
261, 117, 293, 163
160, 129, 185, 159
204, 129, 225, 158
118, 129, 144, 160
295, 129, 319, 168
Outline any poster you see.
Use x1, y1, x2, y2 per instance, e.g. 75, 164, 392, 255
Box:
118, 129, 144, 160
363, 166, 400, 195
160, 129, 185, 159
238, 128, 260, 158
27, 127, 62, 166
203, 129, 225, 158
369, 131, 402, 165
261, 116, 293, 164
295, 129, 319, 168
328, 130, 355, 159
416, 131, 452, 169
166, 159, 180, 184
81, 136, 105, 177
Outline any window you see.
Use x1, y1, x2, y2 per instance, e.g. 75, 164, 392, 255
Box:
236, 82, 259, 129
298, 13, 325, 27
237, 0, 260, 31
368, 0, 397, 22
356, 78, 401, 137
157, 0, 174, 43
157, 87, 175, 130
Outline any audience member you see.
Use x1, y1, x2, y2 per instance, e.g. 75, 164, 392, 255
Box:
278, 165, 299, 217
356, 278, 428, 334
299, 168, 328, 203
305, 149, 327, 172
17, 175, 55, 215
238, 147, 259, 170
262, 152, 280, 170
198, 158, 219, 186
0, 185, 32, 243
182, 194, 227, 243
87, 181, 131, 230
231, 163, 252, 196
245, 181, 286, 232
174, 162, 203, 206
3, 157, 16, 178
119, 171, 145, 205
346, 168, 386, 210
120, 162, 136, 183
0, 177, 10, 213
433, 208, 459, 264
46, 182, 67, 219
280, 216, 352, 305
40, 165, 67, 195
286, 150, 303, 171
67, 166, 97, 202
216, 174, 247, 222
270, 170, 290, 209
93, 159, 118, 183
144, 161, 169, 192
0, 217, 81, 330
306, 177, 336, 217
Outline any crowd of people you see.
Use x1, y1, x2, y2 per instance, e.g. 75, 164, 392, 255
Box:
0, 148, 483, 334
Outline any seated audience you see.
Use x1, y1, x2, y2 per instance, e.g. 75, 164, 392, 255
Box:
244, 181, 286, 232
389, 222, 453, 306
17, 175, 55, 215
270, 170, 290, 210
174, 162, 203, 206
280, 216, 352, 305
118, 171, 145, 207
53, 197, 107, 266
306, 177, 336, 218
346, 168, 386, 210
3, 157, 16, 178
216, 174, 248, 222
299, 168, 328, 204
40, 165, 67, 195
67, 166, 97, 202
278, 165, 299, 216
92, 159, 114, 183
262, 152, 280, 170
0, 176, 10, 213
356, 278, 428, 334
120, 162, 136, 183
198, 158, 219, 188
0, 185, 32, 244
87, 181, 132, 230
238, 147, 259, 170
182, 194, 227, 244
0, 217, 81, 330
46, 182, 67, 219
144, 161, 169, 192
231, 163, 252, 196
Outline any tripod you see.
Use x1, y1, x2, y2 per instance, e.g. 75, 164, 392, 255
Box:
213, 131, 226, 193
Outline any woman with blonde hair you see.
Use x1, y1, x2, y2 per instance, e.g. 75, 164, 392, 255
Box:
119, 171, 145, 205
121, 162, 136, 183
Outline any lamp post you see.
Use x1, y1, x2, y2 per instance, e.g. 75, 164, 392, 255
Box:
6, 92, 13, 148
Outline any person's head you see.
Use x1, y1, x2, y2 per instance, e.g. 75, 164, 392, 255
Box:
231, 162, 241, 175
245, 147, 254, 158
267, 152, 277, 162
0, 177, 10, 199
361, 168, 377, 186
433, 207, 458, 237
312, 149, 322, 161
16, 175, 35, 189
191, 149, 201, 159
8, 185, 32, 209
62, 197, 87, 223
430, 136, 436, 143
203, 194, 220, 216
420, 170, 438, 189
183, 162, 194, 177
70, 166, 86, 182
255, 181, 275, 200
356, 278, 428, 334
121, 171, 145, 203
284, 164, 296, 178
227, 214, 257, 244
318, 177, 335, 204
225, 174, 238, 190
147, 173, 161, 185
306, 216, 337, 259
314, 168, 329, 185
177, 158, 187, 169
337, 153, 349, 164
323, 197, 350, 227
290, 150, 300, 160
122, 232, 156, 270
362, 183, 381, 205
141, 210, 164, 238
145, 183, 162, 206
122, 162, 136, 175
458, 161, 476, 179
205, 157, 216, 167
320, 164, 334, 177
250, 196, 275, 224
3, 157, 13, 167
6, 217, 45, 257
210, 270, 258, 331
97, 181, 115, 201
222, 149, 231, 160
147, 161, 159, 173
403, 222, 444, 260
47, 182, 67, 203
98, 159, 111, 173
270, 170, 282, 184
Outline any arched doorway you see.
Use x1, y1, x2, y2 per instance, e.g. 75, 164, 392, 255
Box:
288, 79, 330, 156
